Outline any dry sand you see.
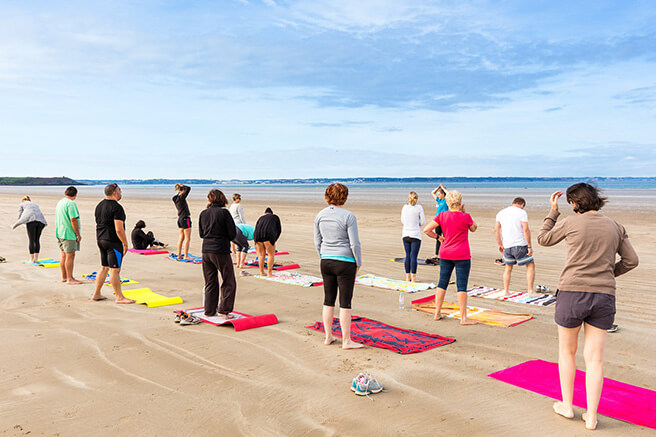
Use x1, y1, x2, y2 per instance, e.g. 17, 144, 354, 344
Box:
0, 188, 654, 436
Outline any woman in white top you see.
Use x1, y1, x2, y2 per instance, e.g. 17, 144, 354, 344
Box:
401, 192, 425, 282
229, 194, 246, 224
13, 196, 48, 263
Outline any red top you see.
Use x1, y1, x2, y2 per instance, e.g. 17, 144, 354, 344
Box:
434, 211, 474, 260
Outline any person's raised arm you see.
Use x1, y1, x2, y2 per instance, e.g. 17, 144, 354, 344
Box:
439, 184, 449, 195
115, 220, 128, 255
522, 221, 532, 255
537, 191, 567, 247
615, 228, 639, 277
494, 222, 503, 253
180, 185, 191, 200
431, 187, 439, 199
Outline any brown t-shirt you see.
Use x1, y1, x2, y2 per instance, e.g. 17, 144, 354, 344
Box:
537, 209, 638, 295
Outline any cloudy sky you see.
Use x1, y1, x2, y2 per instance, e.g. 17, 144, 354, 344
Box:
1, 0, 655, 179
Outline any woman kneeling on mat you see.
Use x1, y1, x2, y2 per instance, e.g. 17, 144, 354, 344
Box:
131, 220, 167, 250
314, 183, 363, 349
538, 183, 638, 430
401, 191, 425, 282
254, 208, 282, 277
13, 196, 48, 263
423, 190, 478, 325
199, 189, 237, 318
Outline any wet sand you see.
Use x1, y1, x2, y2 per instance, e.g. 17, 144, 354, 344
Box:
0, 187, 654, 436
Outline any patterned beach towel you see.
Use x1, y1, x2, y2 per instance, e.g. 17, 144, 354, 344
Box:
244, 260, 300, 271
168, 253, 202, 264
467, 286, 556, 307
412, 294, 533, 327
306, 316, 455, 354
254, 271, 323, 287
356, 274, 436, 293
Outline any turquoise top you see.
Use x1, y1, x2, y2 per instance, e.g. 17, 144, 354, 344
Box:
236, 223, 255, 240
436, 198, 448, 214
321, 254, 356, 263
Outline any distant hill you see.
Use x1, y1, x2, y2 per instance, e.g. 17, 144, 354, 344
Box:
0, 176, 83, 186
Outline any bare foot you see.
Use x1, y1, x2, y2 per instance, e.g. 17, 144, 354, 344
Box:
324, 336, 335, 345
342, 340, 364, 349
115, 298, 136, 304
267, 273, 275, 278
91, 295, 108, 301
460, 319, 478, 325
434, 312, 442, 321
61, 278, 67, 283
582, 412, 597, 430
503, 290, 510, 297
220, 313, 234, 319
553, 401, 574, 419
66, 279, 83, 285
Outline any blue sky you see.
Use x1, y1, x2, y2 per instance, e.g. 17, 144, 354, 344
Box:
1, 0, 655, 179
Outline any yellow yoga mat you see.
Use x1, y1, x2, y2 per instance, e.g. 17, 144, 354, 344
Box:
121, 288, 183, 308
24, 258, 61, 268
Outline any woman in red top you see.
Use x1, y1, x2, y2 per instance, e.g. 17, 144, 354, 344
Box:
424, 190, 478, 325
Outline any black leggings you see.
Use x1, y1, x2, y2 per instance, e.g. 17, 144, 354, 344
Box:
26, 221, 45, 254
321, 259, 357, 309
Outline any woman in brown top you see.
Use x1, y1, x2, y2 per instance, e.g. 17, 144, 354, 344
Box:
538, 183, 638, 430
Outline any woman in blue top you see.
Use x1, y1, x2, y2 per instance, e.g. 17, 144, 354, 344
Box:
314, 183, 363, 349
430, 184, 449, 263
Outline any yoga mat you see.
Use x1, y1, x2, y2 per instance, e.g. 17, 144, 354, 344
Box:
180, 307, 278, 331
393, 257, 438, 266
489, 360, 656, 429
467, 286, 556, 307
356, 274, 436, 293
24, 258, 60, 268
246, 248, 289, 255
412, 294, 533, 327
244, 260, 300, 271
83, 272, 139, 286
122, 288, 183, 308
254, 271, 323, 287
168, 253, 202, 264
306, 316, 455, 354
128, 248, 169, 255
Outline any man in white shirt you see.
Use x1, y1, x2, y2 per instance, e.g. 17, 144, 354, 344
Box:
494, 197, 536, 296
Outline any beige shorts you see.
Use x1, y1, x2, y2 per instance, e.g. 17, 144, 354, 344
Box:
57, 238, 79, 253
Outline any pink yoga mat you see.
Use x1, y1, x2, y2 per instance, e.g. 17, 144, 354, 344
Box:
179, 308, 278, 331
128, 248, 169, 255
489, 359, 656, 429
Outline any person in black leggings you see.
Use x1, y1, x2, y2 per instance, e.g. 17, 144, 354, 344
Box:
12, 196, 48, 263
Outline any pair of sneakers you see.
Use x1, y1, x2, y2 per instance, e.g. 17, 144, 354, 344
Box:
174, 311, 201, 326
350, 372, 384, 397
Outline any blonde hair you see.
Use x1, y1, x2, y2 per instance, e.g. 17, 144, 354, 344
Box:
22, 196, 31, 202
408, 191, 418, 206
446, 190, 462, 210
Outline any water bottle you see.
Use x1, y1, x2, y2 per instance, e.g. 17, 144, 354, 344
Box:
398, 292, 405, 310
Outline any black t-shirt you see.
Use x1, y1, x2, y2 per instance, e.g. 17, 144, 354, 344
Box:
131, 227, 152, 250
198, 205, 236, 254
172, 185, 191, 218
95, 199, 126, 243
254, 213, 282, 243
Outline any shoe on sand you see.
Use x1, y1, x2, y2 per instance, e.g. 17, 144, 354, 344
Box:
607, 324, 619, 333
355, 376, 384, 396
180, 315, 202, 326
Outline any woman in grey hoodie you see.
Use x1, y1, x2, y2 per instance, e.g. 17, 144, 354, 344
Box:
13, 196, 48, 262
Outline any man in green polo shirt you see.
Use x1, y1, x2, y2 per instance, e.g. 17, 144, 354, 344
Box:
56, 186, 82, 284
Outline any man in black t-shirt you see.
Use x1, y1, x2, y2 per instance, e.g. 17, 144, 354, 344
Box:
91, 183, 135, 304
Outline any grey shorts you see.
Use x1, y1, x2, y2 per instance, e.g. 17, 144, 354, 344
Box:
57, 238, 80, 253
503, 245, 534, 266
554, 290, 616, 330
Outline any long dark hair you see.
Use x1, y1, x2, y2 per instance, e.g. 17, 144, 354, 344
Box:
207, 189, 228, 208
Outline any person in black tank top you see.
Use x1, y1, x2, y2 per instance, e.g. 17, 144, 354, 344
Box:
173, 184, 192, 260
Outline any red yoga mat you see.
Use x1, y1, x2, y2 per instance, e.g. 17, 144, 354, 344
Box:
128, 248, 169, 255
179, 308, 278, 331
489, 359, 656, 429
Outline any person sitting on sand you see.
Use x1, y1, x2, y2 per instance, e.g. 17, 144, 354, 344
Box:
538, 183, 638, 430
12, 195, 48, 264
91, 184, 135, 304
131, 220, 167, 250
254, 208, 282, 277
55, 187, 83, 284
495, 197, 537, 296
173, 183, 192, 260
314, 183, 363, 349
232, 223, 254, 271
423, 190, 478, 325
199, 189, 237, 318
401, 191, 425, 282
429, 184, 449, 263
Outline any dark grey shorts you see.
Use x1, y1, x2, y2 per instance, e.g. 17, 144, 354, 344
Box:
554, 290, 616, 330
503, 245, 534, 266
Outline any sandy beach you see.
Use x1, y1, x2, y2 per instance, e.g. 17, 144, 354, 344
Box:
0, 186, 654, 436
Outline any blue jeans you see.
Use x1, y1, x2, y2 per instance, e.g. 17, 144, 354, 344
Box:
438, 259, 471, 291
403, 237, 421, 274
